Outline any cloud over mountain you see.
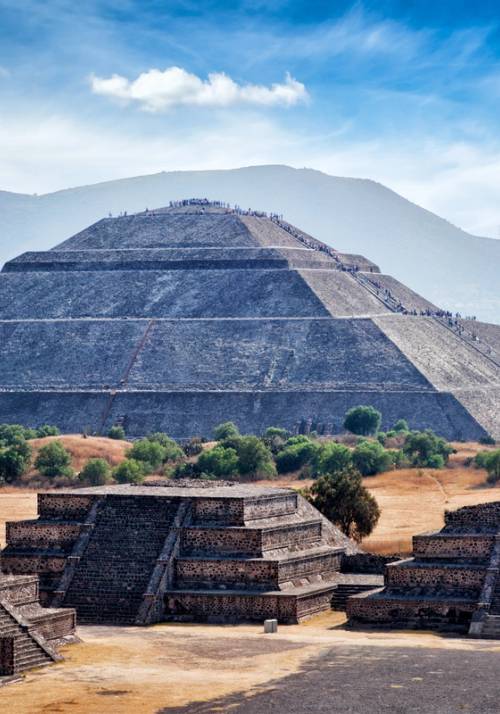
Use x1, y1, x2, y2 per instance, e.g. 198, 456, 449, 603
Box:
90, 67, 308, 111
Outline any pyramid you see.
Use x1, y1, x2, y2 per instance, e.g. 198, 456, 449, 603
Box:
0, 199, 498, 440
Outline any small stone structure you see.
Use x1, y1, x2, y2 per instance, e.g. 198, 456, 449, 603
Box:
0, 574, 76, 676
1, 483, 365, 625
347, 501, 500, 637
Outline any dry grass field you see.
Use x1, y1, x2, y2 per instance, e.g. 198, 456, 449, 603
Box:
0, 438, 498, 553
258, 442, 500, 554
27, 434, 132, 475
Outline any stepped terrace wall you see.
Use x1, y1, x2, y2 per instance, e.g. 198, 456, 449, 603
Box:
0, 269, 331, 319
5, 247, 336, 273
0, 318, 433, 390
297, 270, 391, 317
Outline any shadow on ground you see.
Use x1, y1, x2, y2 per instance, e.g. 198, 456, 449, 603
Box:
158, 643, 500, 714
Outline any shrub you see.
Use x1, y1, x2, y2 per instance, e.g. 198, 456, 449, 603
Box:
275, 440, 320, 474
228, 436, 276, 479
352, 441, 393, 476
213, 421, 240, 441
113, 458, 146, 484
108, 425, 126, 440
36, 424, 60, 437
147, 433, 184, 462
264, 427, 290, 440
343, 406, 382, 436
183, 437, 204, 457
0, 424, 30, 447
263, 427, 290, 454
306, 467, 380, 541
479, 435, 496, 446
475, 449, 500, 483
197, 445, 239, 478
0, 447, 31, 483
376, 432, 387, 445
80, 458, 112, 486
316, 442, 352, 475
403, 429, 453, 468
393, 419, 409, 433
127, 439, 166, 470
34, 441, 73, 478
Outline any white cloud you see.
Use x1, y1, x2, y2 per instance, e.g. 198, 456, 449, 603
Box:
1, 109, 500, 239
90, 67, 308, 112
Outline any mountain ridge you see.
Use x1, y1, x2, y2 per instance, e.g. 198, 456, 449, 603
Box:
1, 165, 498, 323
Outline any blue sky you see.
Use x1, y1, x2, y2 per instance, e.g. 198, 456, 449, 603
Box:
1, 0, 500, 236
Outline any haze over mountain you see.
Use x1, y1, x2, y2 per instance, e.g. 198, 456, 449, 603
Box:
1, 165, 498, 324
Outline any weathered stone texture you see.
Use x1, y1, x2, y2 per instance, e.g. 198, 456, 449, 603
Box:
0, 202, 497, 439
1, 484, 356, 625
347, 501, 500, 635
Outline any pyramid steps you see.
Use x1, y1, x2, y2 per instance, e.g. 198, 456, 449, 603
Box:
2, 485, 357, 625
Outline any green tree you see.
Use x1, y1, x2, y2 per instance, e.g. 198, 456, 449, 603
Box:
225, 435, 276, 478
316, 442, 352, 475
263, 427, 290, 454
108, 425, 126, 440
213, 421, 240, 441
475, 449, 500, 484
36, 425, 60, 437
80, 458, 112, 486
306, 467, 380, 541
343, 406, 382, 436
0, 446, 31, 483
0, 424, 29, 447
113, 458, 146, 484
352, 441, 393, 476
403, 430, 453, 468
393, 419, 409, 433
35, 441, 73, 478
147, 433, 184, 462
127, 439, 166, 470
275, 440, 320, 474
197, 445, 239, 478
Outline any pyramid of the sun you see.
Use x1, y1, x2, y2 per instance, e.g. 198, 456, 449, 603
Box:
0, 200, 498, 440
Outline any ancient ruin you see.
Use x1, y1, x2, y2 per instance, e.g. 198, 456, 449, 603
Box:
347, 501, 500, 637
0, 200, 498, 440
0, 482, 379, 626
0, 574, 76, 676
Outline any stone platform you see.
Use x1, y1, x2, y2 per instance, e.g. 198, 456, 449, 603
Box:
347, 502, 500, 636
1, 483, 358, 625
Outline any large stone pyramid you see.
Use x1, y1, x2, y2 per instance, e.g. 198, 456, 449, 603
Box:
0, 200, 498, 440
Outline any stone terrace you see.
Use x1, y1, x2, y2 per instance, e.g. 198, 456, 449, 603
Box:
1, 483, 362, 625
347, 501, 500, 637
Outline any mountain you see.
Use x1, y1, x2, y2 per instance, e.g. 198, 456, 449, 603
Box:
1, 165, 498, 323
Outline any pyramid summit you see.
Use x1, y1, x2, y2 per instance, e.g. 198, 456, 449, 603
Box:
0, 198, 498, 440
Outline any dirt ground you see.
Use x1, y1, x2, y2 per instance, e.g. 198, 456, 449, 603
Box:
1, 614, 499, 714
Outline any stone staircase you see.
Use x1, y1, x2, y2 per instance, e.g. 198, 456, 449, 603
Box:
63, 496, 181, 624
1, 484, 359, 625
0, 574, 75, 676
0, 602, 54, 675
331, 583, 379, 611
